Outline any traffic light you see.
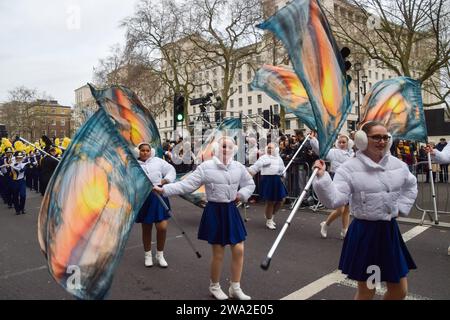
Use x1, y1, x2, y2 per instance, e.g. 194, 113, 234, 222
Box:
173, 93, 185, 129
340, 47, 352, 84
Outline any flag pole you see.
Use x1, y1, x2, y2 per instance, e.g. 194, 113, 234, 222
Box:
427, 153, 439, 224
19, 137, 60, 162
261, 168, 319, 270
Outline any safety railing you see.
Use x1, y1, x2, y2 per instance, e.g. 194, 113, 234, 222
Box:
412, 161, 450, 225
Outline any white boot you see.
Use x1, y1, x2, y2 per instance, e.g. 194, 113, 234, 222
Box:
266, 219, 276, 230
229, 282, 251, 300
144, 251, 153, 267
155, 251, 168, 268
320, 221, 328, 238
209, 281, 228, 300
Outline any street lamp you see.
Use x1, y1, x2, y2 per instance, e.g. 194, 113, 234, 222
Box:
361, 75, 368, 96
354, 62, 362, 123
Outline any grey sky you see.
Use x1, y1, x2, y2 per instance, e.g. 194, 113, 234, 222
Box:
0, 0, 139, 106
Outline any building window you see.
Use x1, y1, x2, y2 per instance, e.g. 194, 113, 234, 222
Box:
247, 84, 252, 91
52, 119, 56, 126
247, 70, 252, 80
42, 130, 47, 135
257, 95, 262, 103
170, 120, 173, 126
285, 120, 291, 129
248, 96, 252, 105
273, 104, 279, 114
248, 109, 252, 115
238, 85, 242, 94
230, 99, 234, 108
193, 106, 196, 114
61, 119, 65, 126
382, 74, 385, 80
257, 108, 262, 115
369, 70, 372, 78
238, 98, 243, 107
230, 112, 234, 117
165, 120, 167, 127
238, 73, 242, 81
375, 72, 379, 80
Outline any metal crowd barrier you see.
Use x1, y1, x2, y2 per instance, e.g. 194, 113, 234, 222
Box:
412, 161, 450, 224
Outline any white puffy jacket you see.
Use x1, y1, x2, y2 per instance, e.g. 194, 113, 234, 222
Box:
313, 151, 417, 221
138, 150, 176, 186
162, 157, 255, 203
310, 137, 354, 173
433, 144, 450, 164
248, 154, 285, 176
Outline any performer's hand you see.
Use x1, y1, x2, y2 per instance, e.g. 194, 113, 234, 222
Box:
234, 194, 241, 204
153, 186, 164, 195
160, 179, 169, 186
313, 160, 326, 177
425, 145, 435, 155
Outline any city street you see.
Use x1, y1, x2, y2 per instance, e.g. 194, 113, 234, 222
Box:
1, 190, 449, 300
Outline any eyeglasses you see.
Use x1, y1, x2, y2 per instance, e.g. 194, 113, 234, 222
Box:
367, 135, 391, 142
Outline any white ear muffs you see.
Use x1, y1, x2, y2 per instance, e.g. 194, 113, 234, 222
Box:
385, 133, 393, 154
354, 130, 368, 151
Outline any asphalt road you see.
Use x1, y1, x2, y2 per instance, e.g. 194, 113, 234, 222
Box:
0, 189, 449, 300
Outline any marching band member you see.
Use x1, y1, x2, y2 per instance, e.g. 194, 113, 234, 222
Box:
248, 142, 287, 230
313, 122, 417, 300
153, 136, 255, 300
135, 142, 176, 268
310, 132, 354, 239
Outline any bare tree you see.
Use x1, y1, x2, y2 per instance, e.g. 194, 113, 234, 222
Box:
93, 45, 165, 116
0, 86, 37, 140
185, 0, 267, 110
121, 0, 205, 126
327, 0, 450, 111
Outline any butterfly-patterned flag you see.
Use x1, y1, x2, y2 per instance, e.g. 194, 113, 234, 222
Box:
256, 0, 352, 158
179, 118, 242, 208
360, 77, 427, 142
38, 85, 162, 300
251, 64, 316, 130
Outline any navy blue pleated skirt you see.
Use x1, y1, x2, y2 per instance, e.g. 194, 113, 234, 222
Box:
339, 218, 417, 283
259, 175, 288, 201
135, 192, 171, 224
198, 201, 247, 246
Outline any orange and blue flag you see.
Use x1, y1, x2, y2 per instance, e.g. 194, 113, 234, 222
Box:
257, 0, 352, 157
251, 64, 316, 130
360, 77, 427, 142
38, 85, 162, 299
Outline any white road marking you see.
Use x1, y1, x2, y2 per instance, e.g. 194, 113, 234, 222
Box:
281, 224, 431, 300
281, 270, 346, 300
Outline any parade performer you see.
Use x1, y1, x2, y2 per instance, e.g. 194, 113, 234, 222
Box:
313, 122, 418, 300
10, 151, 36, 214
135, 142, 176, 268
248, 142, 287, 230
154, 136, 255, 300
310, 132, 354, 239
